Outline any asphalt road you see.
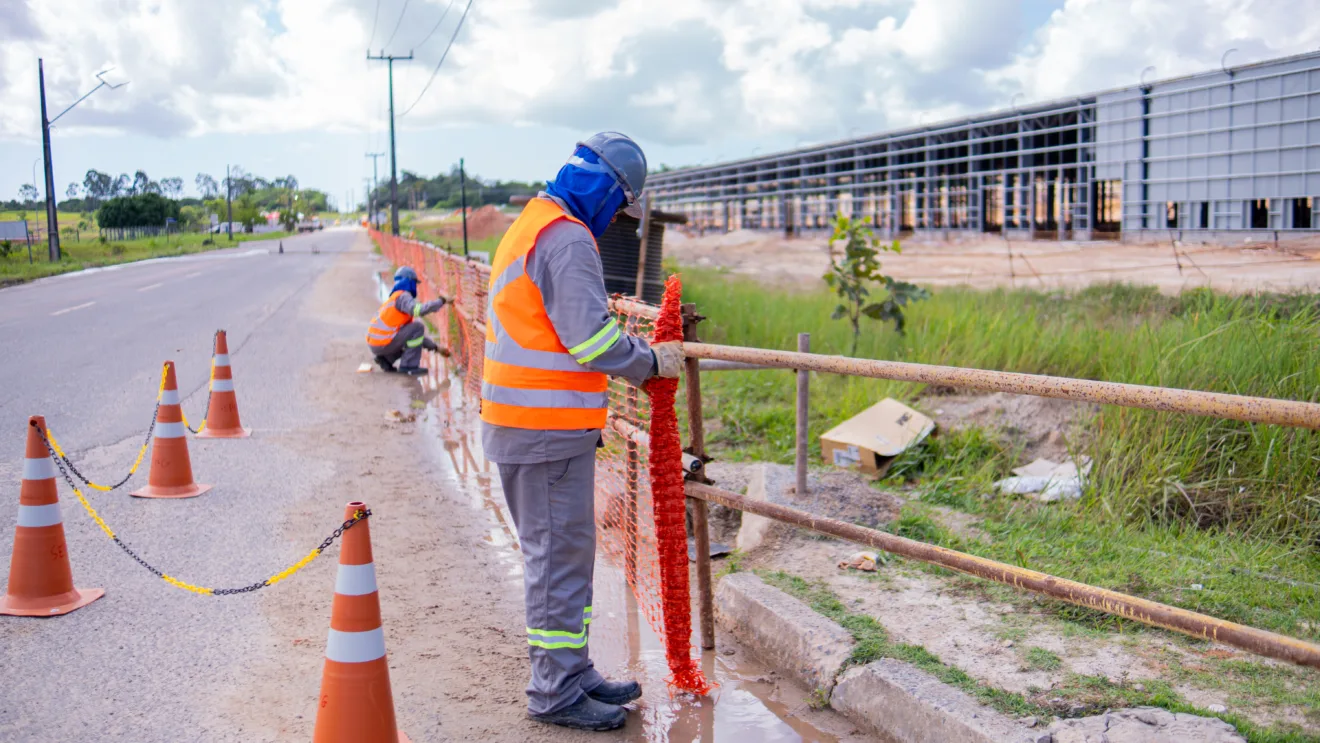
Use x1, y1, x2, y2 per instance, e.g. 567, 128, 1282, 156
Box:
0, 229, 362, 741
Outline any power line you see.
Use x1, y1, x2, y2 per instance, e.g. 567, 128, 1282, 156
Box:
399, 0, 474, 117
413, 0, 456, 50
368, 0, 382, 47
383, 0, 411, 50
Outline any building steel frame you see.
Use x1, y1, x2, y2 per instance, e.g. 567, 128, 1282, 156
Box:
648, 51, 1320, 240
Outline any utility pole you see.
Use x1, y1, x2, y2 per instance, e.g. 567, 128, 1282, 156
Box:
365, 152, 384, 228
366, 51, 412, 236
38, 61, 59, 261
460, 158, 469, 257
38, 61, 126, 262
225, 164, 234, 241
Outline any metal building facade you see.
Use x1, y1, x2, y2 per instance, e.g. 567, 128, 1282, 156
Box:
647, 51, 1320, 240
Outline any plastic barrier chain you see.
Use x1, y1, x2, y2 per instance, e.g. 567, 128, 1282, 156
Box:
46, 363, 169, 492
33, 421, 367, 595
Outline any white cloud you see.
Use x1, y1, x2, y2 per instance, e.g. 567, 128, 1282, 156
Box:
0, 0, 1316, 194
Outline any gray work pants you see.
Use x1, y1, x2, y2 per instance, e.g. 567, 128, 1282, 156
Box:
369, 321, 436, 368
498, 450, 605, 714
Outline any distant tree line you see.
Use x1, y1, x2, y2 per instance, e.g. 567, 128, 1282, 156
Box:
368, 165, 542, 211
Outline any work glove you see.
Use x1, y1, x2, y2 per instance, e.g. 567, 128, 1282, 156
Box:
650, 341, 685, 379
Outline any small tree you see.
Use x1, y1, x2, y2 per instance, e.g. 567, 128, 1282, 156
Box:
823, 213, 930, 356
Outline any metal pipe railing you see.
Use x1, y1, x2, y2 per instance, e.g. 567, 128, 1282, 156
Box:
686, 481, 1320, 668
683, 343, 1320, 430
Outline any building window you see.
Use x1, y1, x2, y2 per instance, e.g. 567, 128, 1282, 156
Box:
1166, 202, 1179, 228
1250, 199, 1270, 229
1094, 180, 1121, 233
1198, 202, 1209, 229
1292, 198, 1313, 229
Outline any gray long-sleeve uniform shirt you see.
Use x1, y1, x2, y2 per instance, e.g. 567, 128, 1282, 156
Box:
391, 291, 446, 319
482, 194, 656, 465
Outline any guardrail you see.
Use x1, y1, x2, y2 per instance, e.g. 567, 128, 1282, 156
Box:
678, 325, 1320, 669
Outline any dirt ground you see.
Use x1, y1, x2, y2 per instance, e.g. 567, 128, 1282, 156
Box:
222, 245, 873, 742
664, 228, 1320, 294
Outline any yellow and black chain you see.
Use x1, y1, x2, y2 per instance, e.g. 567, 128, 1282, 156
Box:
32, 421, 369, 596
47, 363, 169, 492
183, 329, 220, 435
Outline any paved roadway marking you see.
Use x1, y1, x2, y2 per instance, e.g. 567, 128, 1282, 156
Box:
50, 301, 96, 316
184, 272, 203, 278
138, 282, 164, 292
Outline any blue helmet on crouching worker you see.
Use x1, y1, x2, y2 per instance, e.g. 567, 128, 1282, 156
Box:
545, 132, 648, 238
392, 265, 419, 297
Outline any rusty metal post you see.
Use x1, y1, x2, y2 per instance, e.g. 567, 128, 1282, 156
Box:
683, 304, 716, 651
685, 481, 1320, 669
795, 333, 810, 497
683, 343, 1320, 430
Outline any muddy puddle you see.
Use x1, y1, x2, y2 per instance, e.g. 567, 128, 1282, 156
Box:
400, 356, 873, 742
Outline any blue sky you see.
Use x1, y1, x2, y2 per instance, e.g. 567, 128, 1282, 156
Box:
1, 0, 1315, 209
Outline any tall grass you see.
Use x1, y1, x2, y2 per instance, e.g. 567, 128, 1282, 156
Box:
682, 269, 1320, 543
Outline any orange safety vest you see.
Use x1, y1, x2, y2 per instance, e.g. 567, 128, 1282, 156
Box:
366, 290, 415, 347
480, 199, 610, 430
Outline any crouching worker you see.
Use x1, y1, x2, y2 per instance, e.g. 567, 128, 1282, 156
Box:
367, 266, 449, 375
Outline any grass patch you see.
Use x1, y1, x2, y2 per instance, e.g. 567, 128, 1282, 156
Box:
1024, 646, 1063, 671
758, 569, 1319, 742
683, 269, 1320, 543
0, 230, 290, 283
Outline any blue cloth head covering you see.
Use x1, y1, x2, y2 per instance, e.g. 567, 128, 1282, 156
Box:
392, 276, 418, 297
545, 146, 627, 238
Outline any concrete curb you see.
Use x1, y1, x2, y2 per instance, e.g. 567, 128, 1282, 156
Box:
716, 572, 1041, 742
832, 659, 1040, 743
715, 573, 855, 693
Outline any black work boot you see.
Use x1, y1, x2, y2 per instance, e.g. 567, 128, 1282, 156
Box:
528, 694, 627, 731
397, 366, 428, 376
374, 355, 397, 373
585, 679, 642, 705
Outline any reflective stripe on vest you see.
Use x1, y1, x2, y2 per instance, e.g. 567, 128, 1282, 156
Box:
366, 290, 413, 347
480, 198, 613, 431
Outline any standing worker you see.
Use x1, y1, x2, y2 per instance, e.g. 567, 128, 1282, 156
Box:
367, 265, 449, 375
481, 132, 684, 731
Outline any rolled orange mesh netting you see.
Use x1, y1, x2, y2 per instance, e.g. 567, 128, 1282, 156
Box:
370, 229, 709, 694
643, 275, 712, 694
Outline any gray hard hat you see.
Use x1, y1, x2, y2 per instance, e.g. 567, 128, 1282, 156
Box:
394, 266, 417, 281
577, 132, 648, 206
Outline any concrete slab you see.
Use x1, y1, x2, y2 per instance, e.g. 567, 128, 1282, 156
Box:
831, 659, 1040, 743
715, 572, 855, 694
1046, 707, 1246, 743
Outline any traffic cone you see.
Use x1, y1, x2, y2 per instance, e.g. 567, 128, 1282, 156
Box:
0, 416, 105, 616
313, 502, 408, 743
196, 331, 250, 439
131, 361, 212, 499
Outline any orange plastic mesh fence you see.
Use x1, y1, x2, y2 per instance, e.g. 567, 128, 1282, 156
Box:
369, 228, 708, 693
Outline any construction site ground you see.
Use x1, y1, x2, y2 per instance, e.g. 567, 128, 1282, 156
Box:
0, 229, 874, 742
664, 228, 1320, 294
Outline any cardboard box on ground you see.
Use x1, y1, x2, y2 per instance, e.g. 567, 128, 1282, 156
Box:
820, 399, 935, 476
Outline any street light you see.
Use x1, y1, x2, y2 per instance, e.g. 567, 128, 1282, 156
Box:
38, 62, 127, 261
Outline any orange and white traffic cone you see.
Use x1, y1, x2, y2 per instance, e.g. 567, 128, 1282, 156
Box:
313, 502, 408, 743
0, 416, 105, 616
196, 330, 250, 439
131, 361, 212, 499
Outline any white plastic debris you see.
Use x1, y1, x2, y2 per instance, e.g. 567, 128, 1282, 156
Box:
994, 457, 1092, 502
838, 551, 879, 572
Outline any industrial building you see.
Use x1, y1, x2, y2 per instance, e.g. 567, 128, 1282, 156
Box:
648, 51, 1320, 241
